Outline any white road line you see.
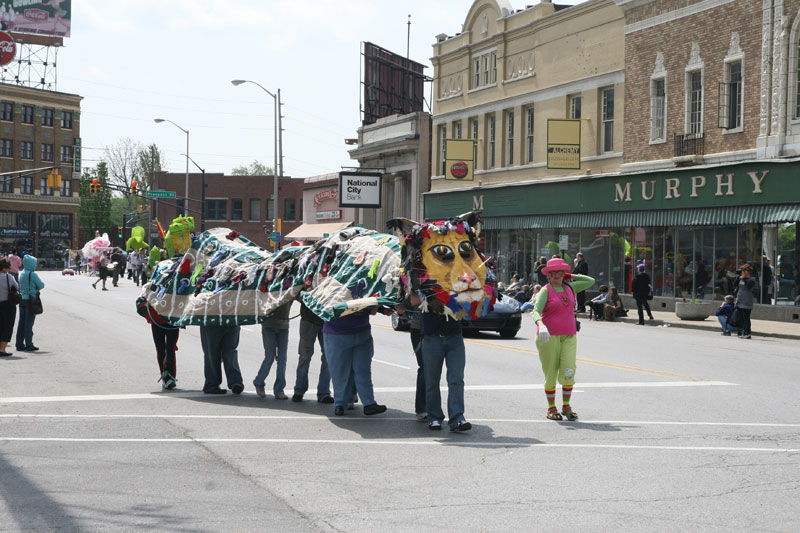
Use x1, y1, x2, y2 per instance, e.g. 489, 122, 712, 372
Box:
0, 437, 796, 453
0, 381, 737, 404
1, 413, 798, 428
372, 358, 412, 370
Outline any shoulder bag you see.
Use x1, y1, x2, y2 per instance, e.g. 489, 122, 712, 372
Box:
27, 272, 43, 315
6, 274, 21, 305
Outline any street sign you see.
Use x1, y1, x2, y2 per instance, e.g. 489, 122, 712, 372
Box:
269, 231, 280, 242
146, 190, 176, 198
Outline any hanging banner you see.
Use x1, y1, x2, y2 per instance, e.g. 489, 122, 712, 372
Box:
5, 0, 72, 38
444, 139, 475, 181
547, 119, 581, 170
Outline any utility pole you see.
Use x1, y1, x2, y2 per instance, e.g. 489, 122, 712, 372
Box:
278, 88, 284, 178
407, 14, 411, 58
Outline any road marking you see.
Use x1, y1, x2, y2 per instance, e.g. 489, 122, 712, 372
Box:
373, 358, 412, 370
3, 414, 795, 428
0, 436, 796, 453
0, 381, 736, 404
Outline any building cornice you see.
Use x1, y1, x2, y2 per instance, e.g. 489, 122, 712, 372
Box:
623, 0, 736, 34
0, 192, 80, 204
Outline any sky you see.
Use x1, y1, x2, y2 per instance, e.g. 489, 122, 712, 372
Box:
58, 0, 583, 179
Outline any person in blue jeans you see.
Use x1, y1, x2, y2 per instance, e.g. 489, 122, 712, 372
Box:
254, 301, 291, 399
16, 254, 44, 352
200, 324, 244, 394
323, 309, 387, 417
715, 295, 741, 336
292, 301, 332, 403
416, 293, 471, 432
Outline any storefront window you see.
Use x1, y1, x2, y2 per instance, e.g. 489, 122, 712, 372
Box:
675, 228, 693, 298
38, 213, 72, 269
694, 228, 714, 300
739, 224, 763, 301
663, 228, 676, 297
776, 222, 798, 305
652, 228, 665, 296
609, 228, 627, 291
714, 226, 738, 298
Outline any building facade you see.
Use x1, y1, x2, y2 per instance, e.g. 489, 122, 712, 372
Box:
0, 82, 82, 268
152, 172, 304, 250
425, 0, 800, 318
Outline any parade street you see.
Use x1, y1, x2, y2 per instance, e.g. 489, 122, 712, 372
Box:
1, 272, 798, 532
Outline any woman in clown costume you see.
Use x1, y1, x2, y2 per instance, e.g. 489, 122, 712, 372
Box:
531, 258, 594, 421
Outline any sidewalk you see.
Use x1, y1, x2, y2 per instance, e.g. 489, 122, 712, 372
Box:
577, 309, 800, 340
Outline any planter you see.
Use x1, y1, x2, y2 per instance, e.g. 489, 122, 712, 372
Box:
675, 301, 714, 321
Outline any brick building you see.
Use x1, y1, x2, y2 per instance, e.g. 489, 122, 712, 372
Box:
0, 82, 82, 268
151, 172, 304, 250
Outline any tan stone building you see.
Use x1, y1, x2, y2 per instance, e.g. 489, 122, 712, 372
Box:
0, 83, 82, 268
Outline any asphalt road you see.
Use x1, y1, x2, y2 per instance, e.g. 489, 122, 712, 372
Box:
1, 272, 799, 532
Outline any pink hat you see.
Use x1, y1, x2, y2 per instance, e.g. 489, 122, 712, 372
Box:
542, 258, 571, 274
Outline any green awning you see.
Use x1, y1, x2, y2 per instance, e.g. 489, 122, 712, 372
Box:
481, 204, 800, 230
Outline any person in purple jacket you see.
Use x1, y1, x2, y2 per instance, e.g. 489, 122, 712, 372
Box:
323, 308, 388, 416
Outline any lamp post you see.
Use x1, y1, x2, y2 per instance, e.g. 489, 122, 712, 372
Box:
182, 153, 206, 232
153, 118, 189, 215
231, 79, 282, 249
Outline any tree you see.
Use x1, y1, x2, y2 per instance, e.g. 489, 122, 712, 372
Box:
104, 137, 142, 191
136, 143, 164, 193
78, 162, 114, 242
231, 160, 273, 176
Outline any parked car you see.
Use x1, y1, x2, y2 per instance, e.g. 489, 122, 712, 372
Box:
391, 308, 522, 338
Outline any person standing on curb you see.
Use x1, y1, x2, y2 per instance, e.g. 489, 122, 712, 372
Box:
16, 254, 43, 352
734, 264, 756, 339
532, 258, 595, 421
631, 263, 655, 325
292, 300, 333, 404
0, 259, 19, 356
200, 324, 245, 395
571, 252, 589, 312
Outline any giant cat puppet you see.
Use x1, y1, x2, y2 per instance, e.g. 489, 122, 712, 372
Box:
137, 212, 495, 325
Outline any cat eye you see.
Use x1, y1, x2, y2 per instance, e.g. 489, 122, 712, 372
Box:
430, 244, 454, 262
458, 241, 474, 259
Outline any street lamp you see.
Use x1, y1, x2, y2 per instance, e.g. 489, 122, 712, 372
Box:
153, 118, 189, 215
181, 153, 206, 232
231, 79, 282, 248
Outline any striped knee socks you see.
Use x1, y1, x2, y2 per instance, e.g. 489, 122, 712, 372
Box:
562, 386, 573, 410
545, 389, 556, 410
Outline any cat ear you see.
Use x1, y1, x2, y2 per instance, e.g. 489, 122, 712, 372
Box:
386, 217, 418, 238
457, 211, 482, 238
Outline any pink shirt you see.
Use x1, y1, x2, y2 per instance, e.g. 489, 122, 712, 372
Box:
8, 255, 21, 273
540, 283, 577, 335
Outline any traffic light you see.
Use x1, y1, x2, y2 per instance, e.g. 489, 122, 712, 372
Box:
90, 178, 100, 194
137, 204, 143, 212
130, 180, 137, 195
47, 169, 62, 188
117, 227, 123, 239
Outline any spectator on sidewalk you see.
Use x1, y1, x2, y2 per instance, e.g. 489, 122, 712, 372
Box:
590, 286, 610, 320
7, 249, 21, 282
632, 264, 655, 325
572, 252, 589, 312
16, 254, 43, 352
734, 264, 756, 339
0, 259, 19, 356
603, 287, 627, 321
715, 295, 741, 336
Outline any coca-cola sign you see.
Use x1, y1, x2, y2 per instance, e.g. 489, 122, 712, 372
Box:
0, 32, 15, 67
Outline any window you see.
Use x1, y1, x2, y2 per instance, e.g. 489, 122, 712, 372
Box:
505, 111, 514, 166
0, 175, 11, 193
60, 145, 74, 163
41, 143, 54, 162
206, 199, 227, 220
439, 124, 447, 174
0, 103, 11, 122
687, 70, 703, 135
230, 198, 242, 220
650, 78, 666, 141
488, 114, 496, 168
21, 176, 32, 194
249, 198, 261, 221
61, 179, 71, 197
61, 111, 73, 129
21, 105, 33, 124
20, 141, 33, 160
266, 196, 274, 220
284, 198, 296, 222
525, 107, 534, 163
0, 139, 11, 158
601, 88, 615, 153
472, 50, 497, 89
471, 118, 479, 166
570, 96, 582, 119
176, 198, 185, 217
42, 108, 54, 127
719, 61, 742, 130
455, 121, 462, 139
299, 199, 303, 221
40, 177, 53, 196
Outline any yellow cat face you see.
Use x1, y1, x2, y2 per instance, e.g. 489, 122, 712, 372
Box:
422, 230, 486, 305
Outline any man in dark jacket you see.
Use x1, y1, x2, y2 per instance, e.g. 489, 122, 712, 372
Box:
734, 264, 757, 339
631, 263, 654, 325
572, 252, 589, 312
110, 248, 125, 287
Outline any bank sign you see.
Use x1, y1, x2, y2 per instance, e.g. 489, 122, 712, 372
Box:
424, 160, 800, 219
338, 171, 381, 208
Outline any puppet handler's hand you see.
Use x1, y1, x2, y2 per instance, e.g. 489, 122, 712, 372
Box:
538, 324, 550, 343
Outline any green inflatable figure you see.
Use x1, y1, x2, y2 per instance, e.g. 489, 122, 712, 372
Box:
125, 225, 149, 252
164, 216, 195, 258
148, 245, 162, 269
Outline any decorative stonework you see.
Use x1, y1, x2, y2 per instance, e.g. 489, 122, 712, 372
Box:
653, 51, 666, 77
481, 12, 489, 35
687, 42, 703, 70
760, 0, 773, 136
440, 74, 464, 99
771, 1, 787, 135
727, 32, 741, 57
506, 51, 535, 81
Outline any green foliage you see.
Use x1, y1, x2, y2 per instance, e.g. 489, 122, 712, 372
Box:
79, 162, 114, 242
778, 222, 797, 251
231, 160, 273, 176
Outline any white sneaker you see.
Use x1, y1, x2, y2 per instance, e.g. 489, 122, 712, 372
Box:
428, 420, 442, 430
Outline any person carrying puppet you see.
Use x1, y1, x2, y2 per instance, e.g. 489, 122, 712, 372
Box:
531, 257, 594, 421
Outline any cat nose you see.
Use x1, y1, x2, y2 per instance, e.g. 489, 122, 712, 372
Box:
458, 274, 476, 284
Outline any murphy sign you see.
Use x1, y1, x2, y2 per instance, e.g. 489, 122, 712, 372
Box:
424, 161, 800, 220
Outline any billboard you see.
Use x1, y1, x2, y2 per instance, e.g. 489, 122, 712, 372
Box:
547, 119, 581, 170
362, 42, 427, 126
338, 172, 382, 208
4, 0, 71, 38
444, 139, 475, 181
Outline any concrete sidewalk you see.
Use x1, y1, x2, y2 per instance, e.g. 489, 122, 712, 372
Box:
578, 308, 800, 340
